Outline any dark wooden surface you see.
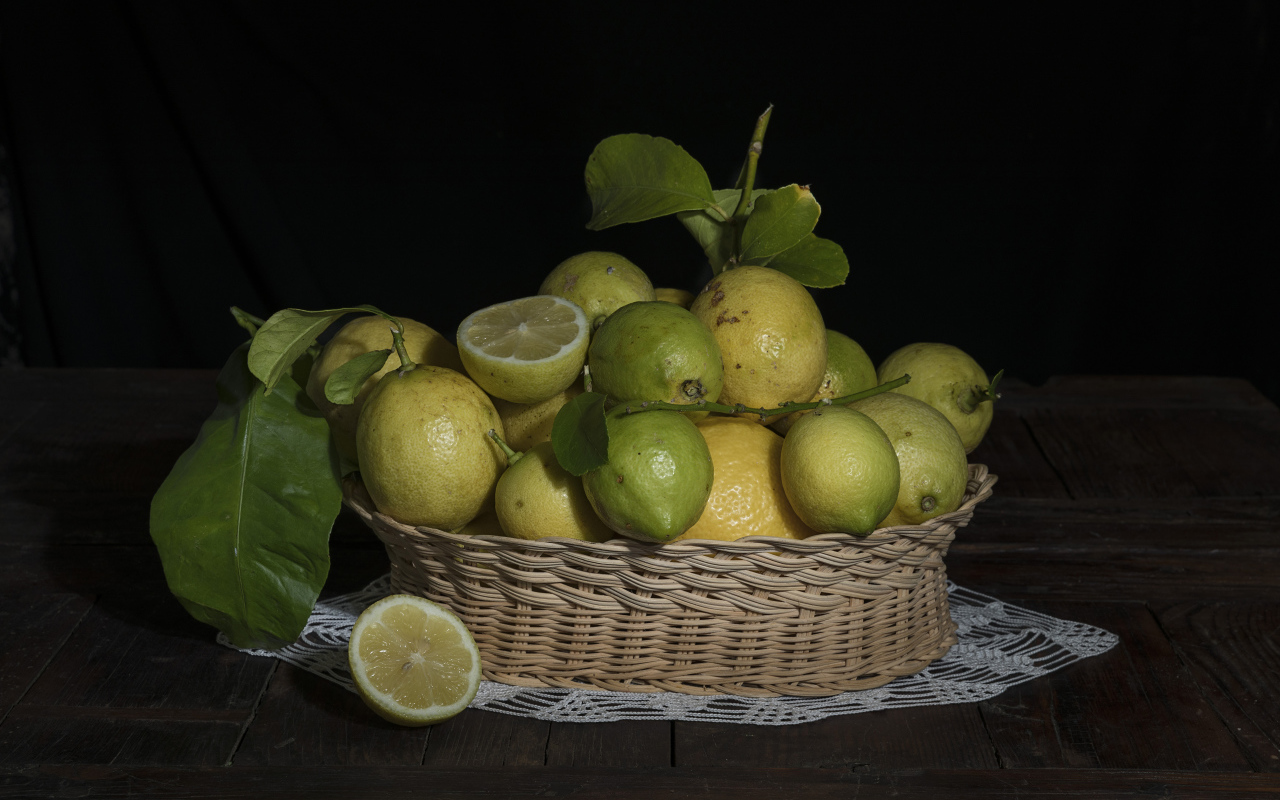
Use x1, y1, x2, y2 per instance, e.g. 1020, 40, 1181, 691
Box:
1, 370, 1278, 798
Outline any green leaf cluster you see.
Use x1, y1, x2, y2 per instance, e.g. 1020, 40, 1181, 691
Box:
582, 114, 849, 288
150, 305, 404, 649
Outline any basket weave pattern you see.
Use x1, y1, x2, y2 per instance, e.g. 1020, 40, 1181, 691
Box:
343, 463, 997, 697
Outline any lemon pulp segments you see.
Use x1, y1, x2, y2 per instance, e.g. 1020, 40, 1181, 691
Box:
465, 296, 581, 359
457, 295, 589, 404
348, 594, 481, 726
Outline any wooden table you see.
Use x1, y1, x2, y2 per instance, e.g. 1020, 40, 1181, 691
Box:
1, 370, 1277, 798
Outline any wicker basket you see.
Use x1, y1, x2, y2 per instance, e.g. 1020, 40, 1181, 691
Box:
342, 463, 997, 698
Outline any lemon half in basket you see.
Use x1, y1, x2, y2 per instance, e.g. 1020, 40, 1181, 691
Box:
457, 295, 589, 404
348, 594, 482, 727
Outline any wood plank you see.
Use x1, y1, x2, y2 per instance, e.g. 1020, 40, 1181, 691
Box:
1022, 406, 1280, 498
977, 601, 1250, 771
946, 547, 1280, 603
1, 765, 1279, 798
1002, 375, 1277, 410
16, 590, 273, 713
0, 594, 93, 722
422, 709, 550, 768
0, 716, 244, 767
1155, 601, 1280, 772
674, 704, 999, 770
968, 409, 1071, 498
544, 720, 671, 767
233, 662, 430, 766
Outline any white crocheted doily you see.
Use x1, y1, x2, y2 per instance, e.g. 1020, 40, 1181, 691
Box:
220, 575, 1117, 726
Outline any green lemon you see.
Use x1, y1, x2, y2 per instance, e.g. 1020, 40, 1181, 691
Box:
538, 251, 656, 330
780, 406, 900, 534
587, 300, 723, 421
357, 366, 506, 530
582, 410, 714, 542
849, 392, 969, 527
771, 329, 878, 435
877, 343, 998, 453
495, 441, 614, 542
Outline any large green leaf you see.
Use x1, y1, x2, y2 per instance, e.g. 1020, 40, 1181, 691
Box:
584, 134, 718, 230
551, 391, 610, 476
150, 343, 342, 650
247, 305, 384, 392
676, 189, 767, 272
747, 233, 850, 288
739, 184, 821, 264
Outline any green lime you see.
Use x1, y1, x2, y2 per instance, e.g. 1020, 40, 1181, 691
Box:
588, 300, 723, 421
582, 410, 713, 542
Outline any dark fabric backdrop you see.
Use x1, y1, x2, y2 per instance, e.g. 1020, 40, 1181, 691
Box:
1, 2, 1276, 400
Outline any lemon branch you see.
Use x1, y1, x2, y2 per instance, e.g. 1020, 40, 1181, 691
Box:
957, 368, 1003, 413
725, 104, 773, 271
388, 320, 415, 373
608, 374, 911, 421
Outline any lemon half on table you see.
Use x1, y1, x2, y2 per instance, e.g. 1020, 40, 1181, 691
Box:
348, 594, 482, 727
457, 295, 589, 404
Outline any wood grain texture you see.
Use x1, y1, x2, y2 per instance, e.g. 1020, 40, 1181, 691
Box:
0, 594, 92, 721
978, 601, 1250, 771
1155, 602, 1280, 772
969, 410, 1071, 498
422, 709, 550, 768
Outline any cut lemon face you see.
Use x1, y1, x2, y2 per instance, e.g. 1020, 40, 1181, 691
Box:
348, 594, 482, 727
457, 295, 589, 404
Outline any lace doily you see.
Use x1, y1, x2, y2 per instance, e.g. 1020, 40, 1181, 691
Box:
220, 575, 1117, 726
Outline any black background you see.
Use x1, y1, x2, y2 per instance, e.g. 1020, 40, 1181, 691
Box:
2, 2, 1276, 399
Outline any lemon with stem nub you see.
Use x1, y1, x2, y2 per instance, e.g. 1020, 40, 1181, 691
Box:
850, 392, 969, 528
457, 295, 589, 404
780, 406, 900, 535
877, 343, 1000, 453
348, 594, 481, 727
305, 315, 464, 463
494, 441, 614, 542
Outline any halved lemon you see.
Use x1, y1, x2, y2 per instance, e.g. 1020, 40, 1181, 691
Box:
457, 295, 589, 404
347, 594, 482, 727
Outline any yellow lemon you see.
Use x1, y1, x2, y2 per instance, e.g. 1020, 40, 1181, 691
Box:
495, 441, 614, 542
877, 343, 998, 453
357, 366, 505, 530
348, 594, 481, 727
654, 287, 695, 308
690, 266, 826, 415
457, 295, 589, 404
490, 376, 585, 451
771, 329, 878, 435
849, 392, 969, 527
305, 315, 464, 464
780, 406, 900, 534
538, 251, 656, 330
675, 416, 816, 542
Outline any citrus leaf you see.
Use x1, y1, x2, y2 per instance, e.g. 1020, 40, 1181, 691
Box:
747, 233, 850, 288
739, 184, 821, 264
248, 305, 384, 392
325, 348, 392, 405
584, 134, 718, 230
676, 189, 768, 272
551, 391, 610, 476
149, 343, 341, 650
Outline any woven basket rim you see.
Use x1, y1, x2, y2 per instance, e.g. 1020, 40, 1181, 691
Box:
342, 463, 997, 556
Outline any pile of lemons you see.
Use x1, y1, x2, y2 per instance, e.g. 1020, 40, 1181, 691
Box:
308, 251, 999, 547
